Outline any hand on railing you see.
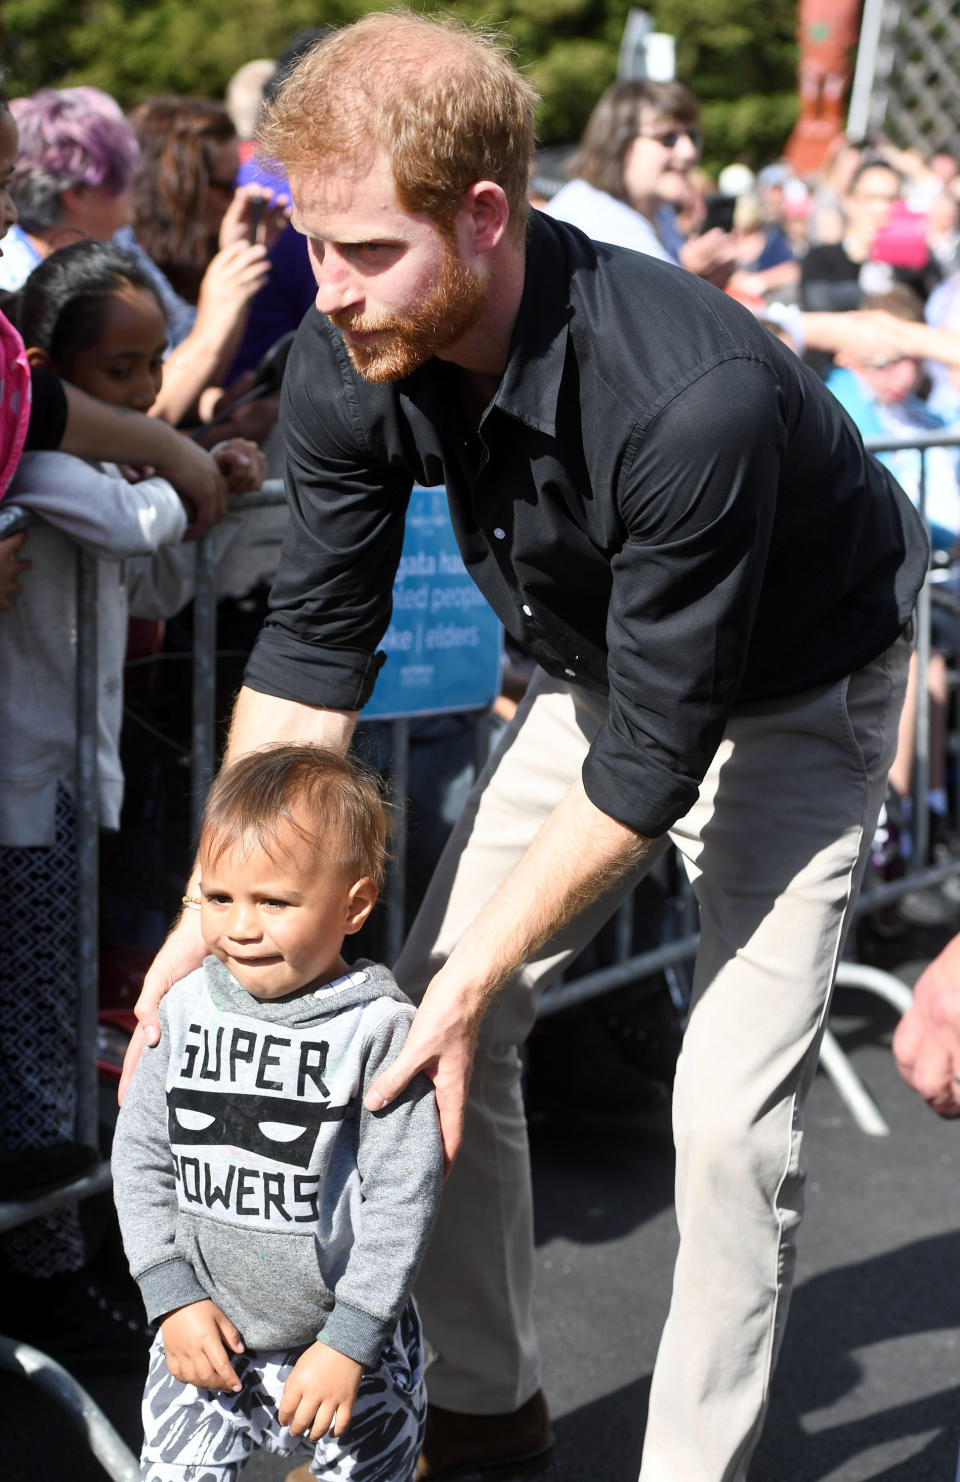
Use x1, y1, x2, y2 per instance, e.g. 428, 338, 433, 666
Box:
211, 438, 267, 493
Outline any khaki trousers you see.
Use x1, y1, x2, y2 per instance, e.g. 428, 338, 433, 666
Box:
395, 629, 910, 1482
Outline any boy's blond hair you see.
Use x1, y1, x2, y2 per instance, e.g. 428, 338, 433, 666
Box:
200, 744, 389, 887
258, 10, 538, 240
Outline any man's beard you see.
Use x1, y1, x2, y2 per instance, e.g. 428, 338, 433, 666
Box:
329, 233, 489, 383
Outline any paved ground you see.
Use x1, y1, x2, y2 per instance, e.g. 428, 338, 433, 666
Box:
5, 931, 960, 1482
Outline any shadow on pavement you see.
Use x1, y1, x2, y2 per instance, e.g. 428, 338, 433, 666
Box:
755, 1231, 960, 1480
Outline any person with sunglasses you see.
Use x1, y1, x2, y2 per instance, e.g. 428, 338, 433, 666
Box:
548, 78, 737, 284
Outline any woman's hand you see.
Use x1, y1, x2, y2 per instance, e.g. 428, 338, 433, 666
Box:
195, 240, 271, 329
218, 185, 290, 252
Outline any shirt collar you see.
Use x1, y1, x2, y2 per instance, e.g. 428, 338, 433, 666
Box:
402, 210, 575, 438
490, 211, 573, 438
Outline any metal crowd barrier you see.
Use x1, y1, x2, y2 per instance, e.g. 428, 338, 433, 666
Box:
1, 427, 958, 1448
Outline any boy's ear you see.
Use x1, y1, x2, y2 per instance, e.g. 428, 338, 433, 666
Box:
343, 876, 379, 935
25, 345, 53, 370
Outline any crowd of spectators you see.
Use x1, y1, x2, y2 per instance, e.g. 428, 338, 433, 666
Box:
3, 35, 960, 1376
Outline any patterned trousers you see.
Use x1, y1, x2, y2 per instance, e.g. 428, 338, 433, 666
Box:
141, 1300, 426, 1482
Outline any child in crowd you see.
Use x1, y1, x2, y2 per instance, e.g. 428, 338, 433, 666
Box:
0, 237, 263, 1341
113, 744, 442, 1482
827, 286, 960, 549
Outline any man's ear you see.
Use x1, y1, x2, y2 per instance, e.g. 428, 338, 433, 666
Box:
25, 345, 53, 370
343, 876, 379, 935
458, 180, 511, 256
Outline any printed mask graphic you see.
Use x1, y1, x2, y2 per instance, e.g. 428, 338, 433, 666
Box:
167, 1085, 353, 1168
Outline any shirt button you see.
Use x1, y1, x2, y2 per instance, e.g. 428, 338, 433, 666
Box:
564, 668, 576, 677
522, 604, 532, 616
493, 527, 506, 540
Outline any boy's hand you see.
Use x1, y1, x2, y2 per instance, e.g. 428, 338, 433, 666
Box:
278, 1341, 363, 1440
160, 1299, 245, 1392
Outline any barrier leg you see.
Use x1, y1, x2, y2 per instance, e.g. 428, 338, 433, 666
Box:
816, 963, 915, 1136
0, 1336, 140, 1481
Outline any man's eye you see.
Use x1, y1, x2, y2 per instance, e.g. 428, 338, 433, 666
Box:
263, 899, 289, 910
205, 894, 230, 905
108, 367, 132, 381
353, 242, 398, 263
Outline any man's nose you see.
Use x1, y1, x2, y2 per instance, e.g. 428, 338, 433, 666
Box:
312, 245, 362, 317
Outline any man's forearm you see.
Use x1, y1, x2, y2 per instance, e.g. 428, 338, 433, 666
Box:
431, 777, 655, 1027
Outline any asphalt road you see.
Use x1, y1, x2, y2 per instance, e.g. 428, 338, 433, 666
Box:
4, 931, 960, 1482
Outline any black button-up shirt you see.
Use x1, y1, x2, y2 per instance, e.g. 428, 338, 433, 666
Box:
245, 212, 928, 838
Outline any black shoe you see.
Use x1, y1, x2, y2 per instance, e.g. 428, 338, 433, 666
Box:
417, 1390, 555, 1480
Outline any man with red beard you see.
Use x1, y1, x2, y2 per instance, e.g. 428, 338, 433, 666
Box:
126, 13, 929, 1482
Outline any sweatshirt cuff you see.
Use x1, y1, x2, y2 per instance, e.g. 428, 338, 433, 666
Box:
319, 1299, 390, 1367
137, 1258, 210, 1325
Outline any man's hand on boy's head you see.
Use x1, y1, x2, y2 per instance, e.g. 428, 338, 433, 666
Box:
160, 1299, 245, 1393
278, 1341, 364, 1440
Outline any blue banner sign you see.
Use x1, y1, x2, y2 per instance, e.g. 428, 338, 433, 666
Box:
364, 485, 502, 720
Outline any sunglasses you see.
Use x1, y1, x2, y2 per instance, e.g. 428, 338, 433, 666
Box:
637, 126, 702, 153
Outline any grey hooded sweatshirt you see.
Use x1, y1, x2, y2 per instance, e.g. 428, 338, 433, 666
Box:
113, 956, 442, 1367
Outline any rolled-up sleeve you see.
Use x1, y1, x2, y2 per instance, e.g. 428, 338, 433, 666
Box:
582, 358, 786, 837
244, 315, 413, 710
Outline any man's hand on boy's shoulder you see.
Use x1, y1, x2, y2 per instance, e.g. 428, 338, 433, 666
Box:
278, 1340, 364, 1440
160, 1298, 245, 1393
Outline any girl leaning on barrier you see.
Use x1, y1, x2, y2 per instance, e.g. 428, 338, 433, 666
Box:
0, 229, 264, 1360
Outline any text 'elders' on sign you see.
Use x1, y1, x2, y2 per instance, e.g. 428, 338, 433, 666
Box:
364, 485, 502, 720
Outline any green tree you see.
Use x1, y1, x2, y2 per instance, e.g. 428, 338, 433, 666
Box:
2, 0, 798, 169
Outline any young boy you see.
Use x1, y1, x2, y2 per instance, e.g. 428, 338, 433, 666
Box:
113, 744, 442, 1482
826, 285, 960, 551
